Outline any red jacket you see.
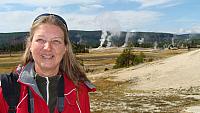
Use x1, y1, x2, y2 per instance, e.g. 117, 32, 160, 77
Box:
0, 63, 96, 113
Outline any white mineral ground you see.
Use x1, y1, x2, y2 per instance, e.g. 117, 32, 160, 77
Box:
88, 48, 200, 113
89, 49, 200, 90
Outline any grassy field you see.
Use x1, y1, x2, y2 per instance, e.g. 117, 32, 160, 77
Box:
0, 47, 190, 73
77, 48, 190, 74
0, 53, 22, 73
0, 47, 197, 113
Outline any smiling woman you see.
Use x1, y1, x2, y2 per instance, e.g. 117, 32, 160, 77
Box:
30, 23, 66, 76
0, 13, 96, 113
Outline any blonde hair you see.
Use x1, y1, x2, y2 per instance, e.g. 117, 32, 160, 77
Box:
22, 14, 89, 85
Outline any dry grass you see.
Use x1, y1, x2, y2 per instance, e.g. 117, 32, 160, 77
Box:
0, 48, 198, 113
77, 48, 190, 74
0, 48, 189, 73
0, 53, 22, 73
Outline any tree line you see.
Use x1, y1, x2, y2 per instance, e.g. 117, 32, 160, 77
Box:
0, 42, 89, 54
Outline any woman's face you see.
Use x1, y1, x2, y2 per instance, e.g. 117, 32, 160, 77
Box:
30, 23, 66, 74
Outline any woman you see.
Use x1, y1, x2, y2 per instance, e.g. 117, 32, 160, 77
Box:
0, 13, 95, 113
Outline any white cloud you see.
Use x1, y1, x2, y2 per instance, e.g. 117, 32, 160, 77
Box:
0, 11, 32, 32
63, 14, 100, 31
161, 2, 182, 8
0, 6, 161, 32
0, 0, 101, 7
115, 10, 161, 30
79, 4, 104, 13
178, 26, 200, 34
95, 12, 121, 31
190, 26, 200, 33
0, 7, 58, 33
0, 0, 167, 33
130, 0, 181, 8
66, 10, 161, 31
175, 18, 200, 34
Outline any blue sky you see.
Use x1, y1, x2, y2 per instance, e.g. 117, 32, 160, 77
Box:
0, 0, 199, 34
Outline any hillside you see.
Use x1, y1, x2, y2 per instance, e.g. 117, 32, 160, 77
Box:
0, 31, 200, 51
0, 30, 102, 49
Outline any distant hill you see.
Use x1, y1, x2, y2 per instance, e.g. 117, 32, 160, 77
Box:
0, 32, 28, 45
69, 30, 101, 48
0, 30, 102, 49
0, 30, 200, 52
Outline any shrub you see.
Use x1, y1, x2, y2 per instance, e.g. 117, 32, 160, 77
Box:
113, 47, 145, 69
132, 52, 144, 65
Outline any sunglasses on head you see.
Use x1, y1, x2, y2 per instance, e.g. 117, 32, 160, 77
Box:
33, 13, 68, 28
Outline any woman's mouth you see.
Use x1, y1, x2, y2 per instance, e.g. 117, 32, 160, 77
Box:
41, 54, 54, 59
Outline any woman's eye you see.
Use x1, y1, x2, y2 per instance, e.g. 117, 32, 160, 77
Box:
36, 39, 46, 44
52, 40, 62, 44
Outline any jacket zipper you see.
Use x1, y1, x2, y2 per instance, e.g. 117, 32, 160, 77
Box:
45, 77, 50, 105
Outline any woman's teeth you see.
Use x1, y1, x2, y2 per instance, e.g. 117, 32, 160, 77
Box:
42, 55, 54, 59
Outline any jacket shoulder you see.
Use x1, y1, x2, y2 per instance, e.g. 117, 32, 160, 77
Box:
0, 72, 18, 86
0, 64, 23, 86
84, 81, 96, 92
76, 81, 96, 93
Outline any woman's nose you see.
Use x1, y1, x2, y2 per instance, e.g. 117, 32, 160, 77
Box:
44, 41, 52, 51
